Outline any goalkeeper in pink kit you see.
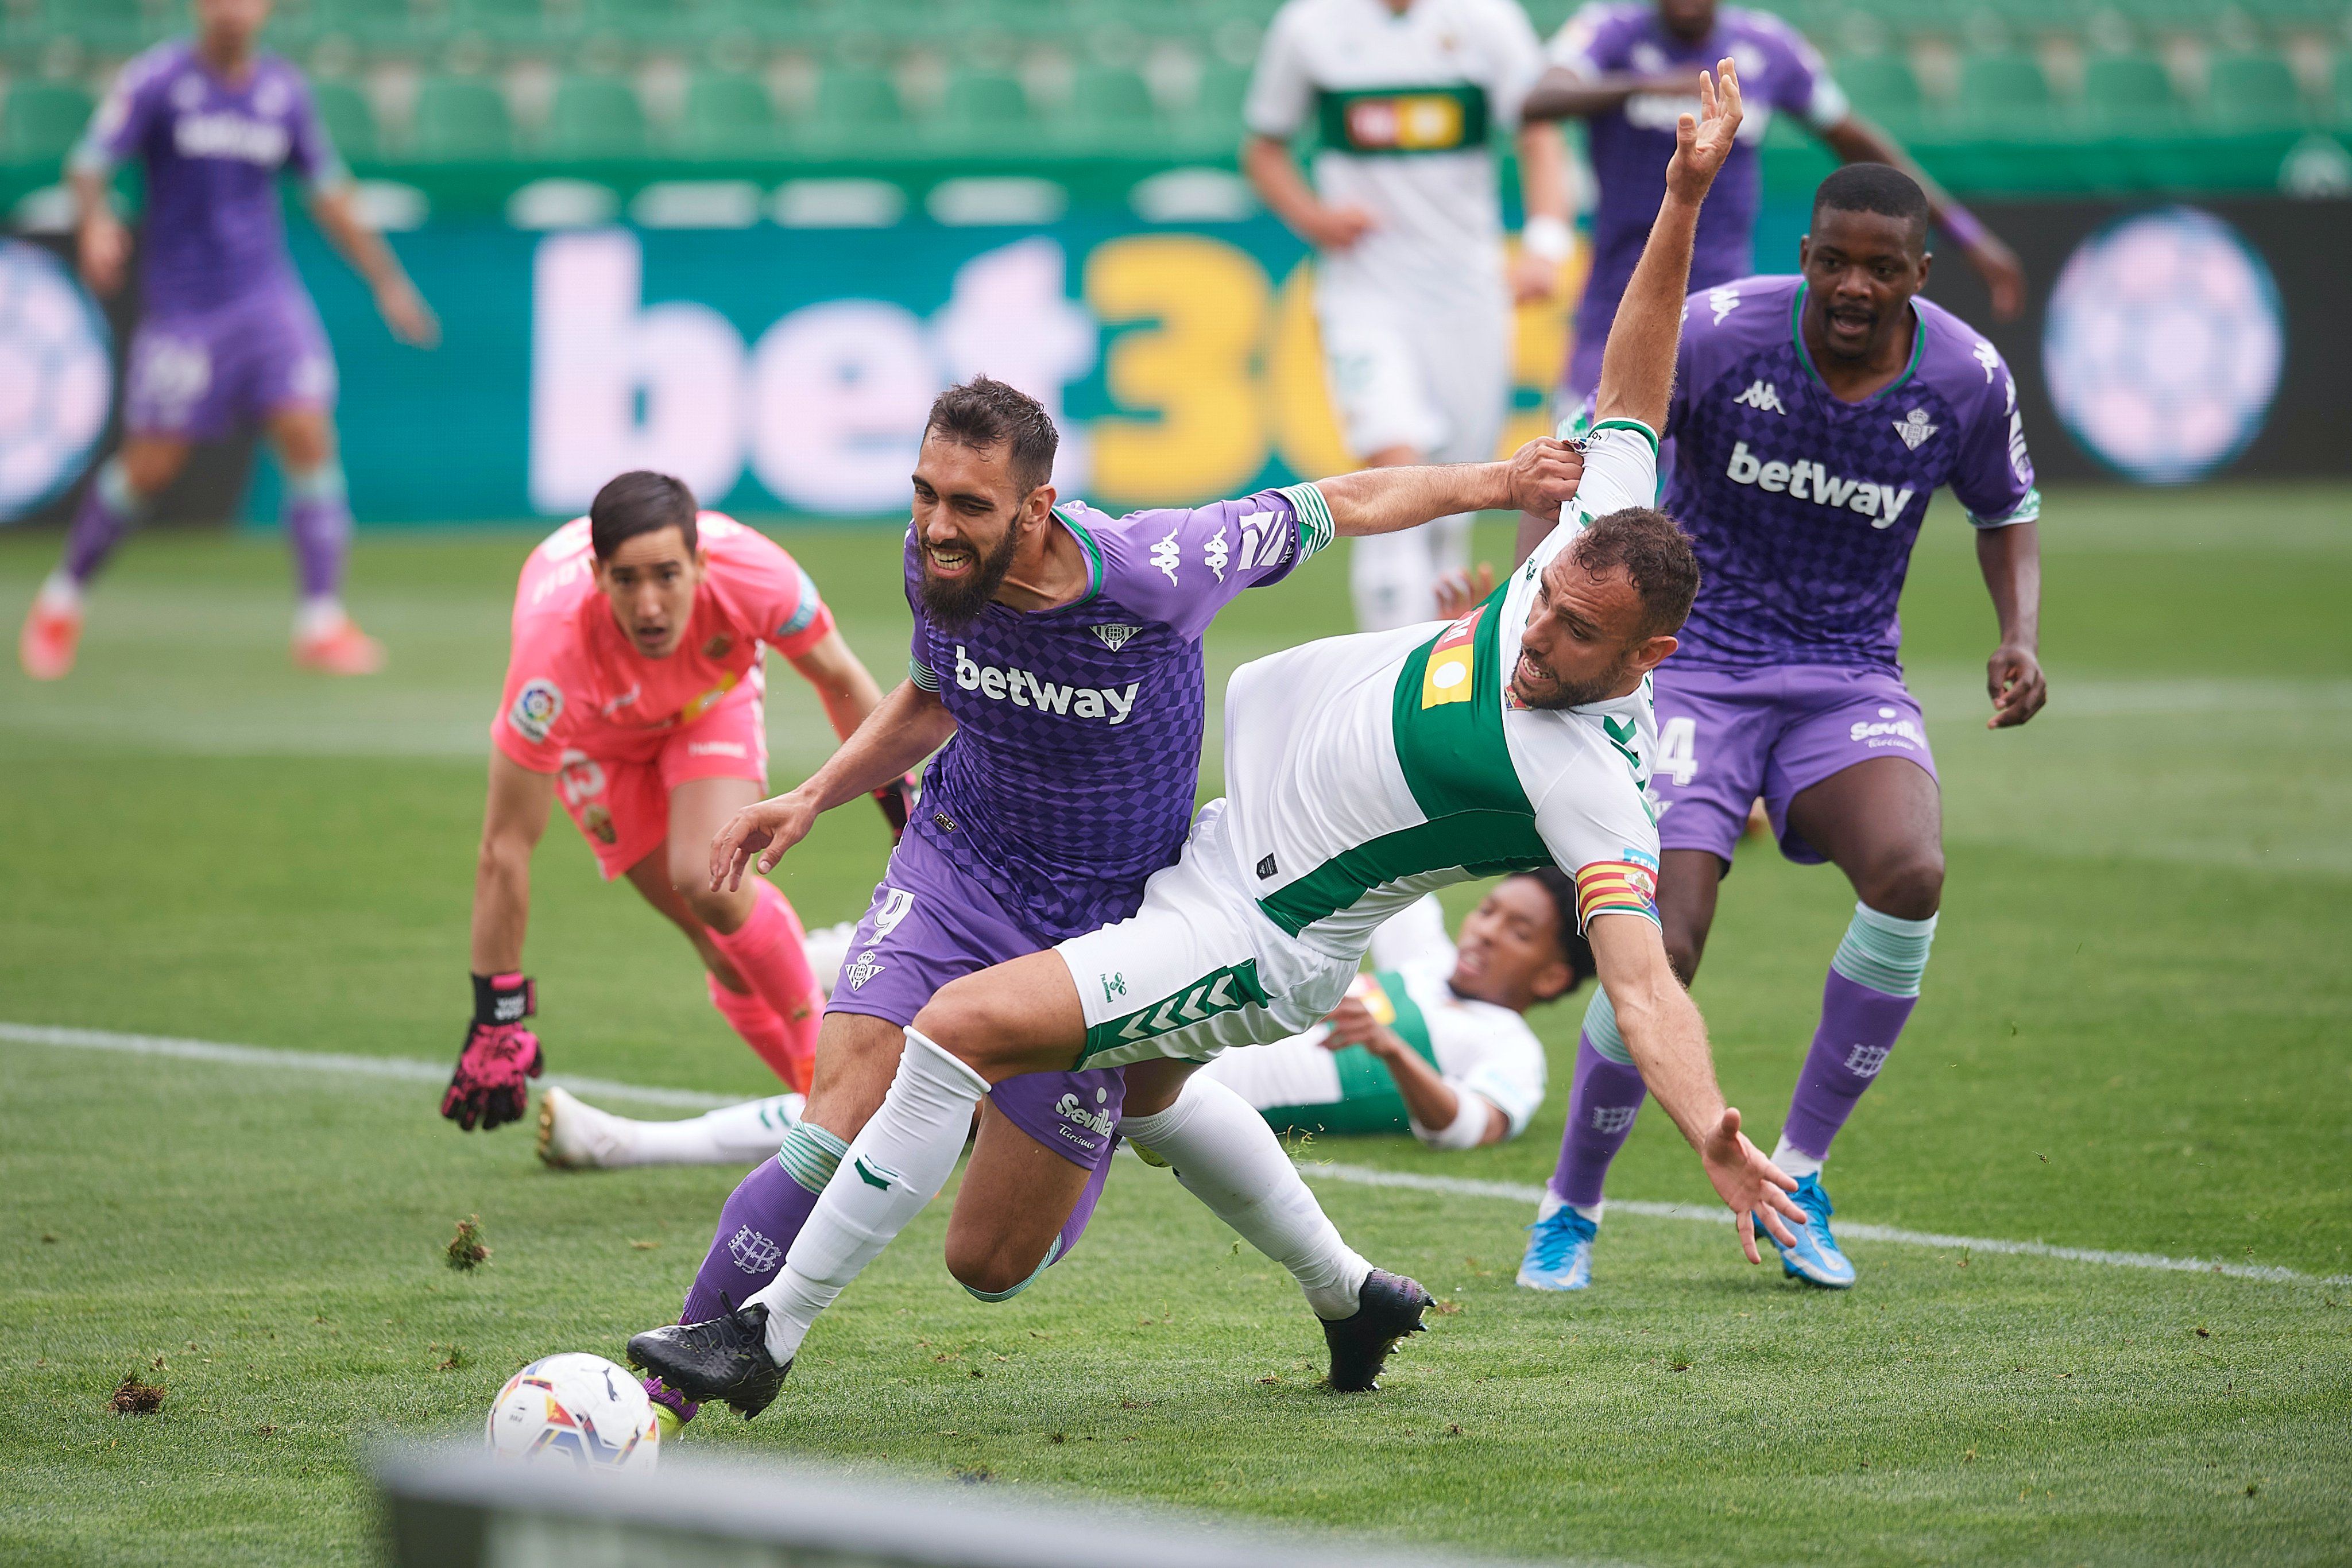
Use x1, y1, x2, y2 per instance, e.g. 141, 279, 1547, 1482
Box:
442, 471, 912, 1132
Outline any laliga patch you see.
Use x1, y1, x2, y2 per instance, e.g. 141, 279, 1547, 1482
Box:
508, 679, 564, 743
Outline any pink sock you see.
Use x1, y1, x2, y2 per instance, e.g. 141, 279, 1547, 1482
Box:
705, 880, 821, 1089
705, 973, 808, 1092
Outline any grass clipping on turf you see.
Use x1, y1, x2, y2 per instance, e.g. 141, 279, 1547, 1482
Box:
109, 1373, 164, 1415
444, 1215, 490, 1272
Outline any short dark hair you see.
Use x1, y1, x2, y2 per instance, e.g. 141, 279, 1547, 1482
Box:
923, 375, 1059, 496
1514, 867, 1594, 1001
590, 471, 698, 560
1812, 162, 1931, 247
1570, 506, 1701, 638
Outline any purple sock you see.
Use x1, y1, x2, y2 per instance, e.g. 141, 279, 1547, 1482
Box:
680, 1155, 823, 1323
61, 470, 138, 585
1781, 970, 1917, 1160
284, 482, 351, 599
1547, 1033, 1648, 1207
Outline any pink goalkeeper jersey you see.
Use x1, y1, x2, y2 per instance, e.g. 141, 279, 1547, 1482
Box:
492, 513, 835, 772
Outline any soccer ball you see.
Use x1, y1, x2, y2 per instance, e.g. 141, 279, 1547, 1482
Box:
485, 1353, 660, 1472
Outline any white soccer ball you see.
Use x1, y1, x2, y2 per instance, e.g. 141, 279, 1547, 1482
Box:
485, 1352, 660, 1472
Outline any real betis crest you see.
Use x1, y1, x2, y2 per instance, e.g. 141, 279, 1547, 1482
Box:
1090, 623, 1143, 651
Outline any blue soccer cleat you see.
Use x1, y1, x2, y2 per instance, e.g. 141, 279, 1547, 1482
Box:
1764, 1172, 1856, 1288
1516, 1202, 1597, 1291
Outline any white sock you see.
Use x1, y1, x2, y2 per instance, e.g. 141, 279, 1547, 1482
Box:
1120, 1074, 1370, 1321
622, 1094, 804, 1167
37, 570, 83, 612
1771, 1134, 1824, 1180
749, 1027, 987, 1364
295, 594, 345, 640
1534, 1190, 1605, 1226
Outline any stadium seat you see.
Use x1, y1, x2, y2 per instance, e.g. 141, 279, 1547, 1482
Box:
5, 81, 94, 165
2081, 52, 2178, 129
407, 76, 514, 159
311, 78, 380, 163
1955, 49, 2052, 127
544, 75, 648, 158
1833, 52, 1923, 133
940, 68, 1032, 133
2204, 51, 2304, 129
1190, 60, 1253, 140
44, 0, 157, 54
315, 0, 441, 51
583, 0, 710, 46
679, 71, 775, 156
450, 0, 571, 49
813, 64, 905, 130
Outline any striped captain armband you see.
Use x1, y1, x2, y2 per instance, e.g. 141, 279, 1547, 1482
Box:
1274, 482, 1335, 563
1573, 856, 1661, 929
910, 657, 939, 692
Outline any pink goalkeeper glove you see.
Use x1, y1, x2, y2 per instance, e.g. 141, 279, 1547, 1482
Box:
441, 972, 543, 1132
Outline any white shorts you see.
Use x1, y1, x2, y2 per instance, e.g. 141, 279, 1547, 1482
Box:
1060, 803, 1359, 1071
1314, 280, 1509, 465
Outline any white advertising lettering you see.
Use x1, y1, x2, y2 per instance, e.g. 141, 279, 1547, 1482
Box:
1723, 441, 1914, 529
954, 646, 1139, 725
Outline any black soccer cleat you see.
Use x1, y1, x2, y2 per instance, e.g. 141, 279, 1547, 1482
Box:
1320, 1268, 1434, 1392
626, 1304, 791, 1419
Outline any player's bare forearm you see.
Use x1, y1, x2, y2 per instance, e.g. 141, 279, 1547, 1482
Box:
1242, 134, 1328, 242
1594, 60, 1741, 431
469, 754, 555, 974
1516, 121, 1570, 224
795, 679, 954, 816
1977, 521, 2047, 726
1821, 116, 2025, 318
1318, 462, 1508, 536
1370, 1035, 1465, 1134
1522, 68, 1686, 123
308, 187, 398, 287
69, 167, 111, 227
787, 630, 888, 745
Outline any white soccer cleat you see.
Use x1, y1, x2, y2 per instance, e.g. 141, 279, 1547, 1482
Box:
800, 921, 858, 998
536, 1085, 630, 1170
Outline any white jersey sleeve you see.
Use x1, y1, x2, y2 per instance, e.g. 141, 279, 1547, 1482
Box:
1532, 744, 1661, 932
1243, 2, 1316, 139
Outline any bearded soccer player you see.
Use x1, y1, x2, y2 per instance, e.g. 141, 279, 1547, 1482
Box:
1518, 162, 2045, 1294
19, 0, 438, 681
1520, 0, 2024, 470
440, 471, 908, 1134
630, 64, 1807, 1418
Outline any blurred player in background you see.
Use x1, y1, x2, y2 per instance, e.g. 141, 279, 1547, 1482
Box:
18, 0, 438, 682
1519, 164, 2045, 1295
1521, 0, 2025, 468
440, 471, 912, 1133
542, 872, 1587, 1164
1243, 0, 1571, 633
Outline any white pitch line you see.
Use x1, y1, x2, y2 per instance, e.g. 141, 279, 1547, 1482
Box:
7, 1020, 2343, 1288
1299, 1162, 2352, 1287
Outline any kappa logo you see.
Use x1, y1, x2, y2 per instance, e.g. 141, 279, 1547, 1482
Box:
1708, 284, 1742, 324
1203, 523, 1230, 583
1089, 623, 1143, 652
1891, 406, 1939, 451
1589, 1104, 1638, 1135
1844, 1043, 1892, 1078
1150, 525, 1182, 584
1972, 339, 2001, 382
728, 1225, 780, 1273
1733, 379, 1786, 415
840, 948, 885, 991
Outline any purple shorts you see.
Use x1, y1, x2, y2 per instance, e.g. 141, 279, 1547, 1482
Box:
1651, 661, 1937, 866
125, 287, 336, 442
829, 830, 1127, 1179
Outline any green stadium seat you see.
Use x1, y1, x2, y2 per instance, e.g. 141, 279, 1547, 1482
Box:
938, 68, 1032, 141
583, 0, 710, 46
311, 79, 380, 162
450, 0, 571, 49
408, 76, 513, 159
1071, 64, 1155, 128
679, 71, 775, 156
813, 64, 904, 130
5, 81, 94, 165
544, 75, 647, 158
45, 0, 157, 54
2081, 52, 2177, 129
315, 0, 439, 50
1833, 52, 1922, 131
2204, 51, 2303, 129
1955, 50, 2051, 123
1193, 60, 1252, 134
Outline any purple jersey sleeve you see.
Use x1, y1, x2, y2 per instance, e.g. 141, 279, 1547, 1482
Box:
1750, 11, 1849, 129
1078, 483, 1335, 640
1547, 3, 1641, 76
283, 71, 347, 189
73, 45, 173, 173
1947, 339, 2040, 528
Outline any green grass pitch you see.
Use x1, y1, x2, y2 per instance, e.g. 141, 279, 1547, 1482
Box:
2, 484, 2349, 1566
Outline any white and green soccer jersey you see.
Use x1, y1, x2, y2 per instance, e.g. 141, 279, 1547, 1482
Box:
1062, 419, 1665, 1070
1223, 418, 1666, 959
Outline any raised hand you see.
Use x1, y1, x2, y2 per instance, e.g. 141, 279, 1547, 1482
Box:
1502, 436, 1586, 523
78, 210, 131, 296
1698, 1105, 1808, 1264
709, 791, 819, 892
1433, 562, 1498, 621
377, 277, 440, 348
1664, 58, 1743, 206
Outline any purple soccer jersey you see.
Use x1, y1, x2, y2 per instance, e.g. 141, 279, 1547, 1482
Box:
906, 489, 1330, 942
1552, 3, 1847, 394
1661, 274, 2040, 669
73, 41, 345, 316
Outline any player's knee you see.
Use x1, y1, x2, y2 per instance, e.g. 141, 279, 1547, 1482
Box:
117, 445, 183, 497
1859, 849, 1944, 922
911, 978, 1010, 1063
671, 873, 745, 931
942, 1232, 1040, 1299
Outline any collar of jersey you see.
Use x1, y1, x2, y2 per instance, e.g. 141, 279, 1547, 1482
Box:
1047, 504, 1104, 606
1789, 282, 1924, 407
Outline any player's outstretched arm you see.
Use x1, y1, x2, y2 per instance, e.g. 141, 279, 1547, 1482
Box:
709, 679, 956, 891
1817, 115, 2025, 320
786, 629, 888, 744
1585, 912, 1806, 1262
447, 752, 556, 1131
1316, 437, 1587, 537
307, 185, 439, 348
1591, 59, 1743, 433
1978, 520, 2047, 727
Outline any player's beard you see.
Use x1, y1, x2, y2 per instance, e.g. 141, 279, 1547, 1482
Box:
916, 522, 1024, 630
1515, 648, 1637, 711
